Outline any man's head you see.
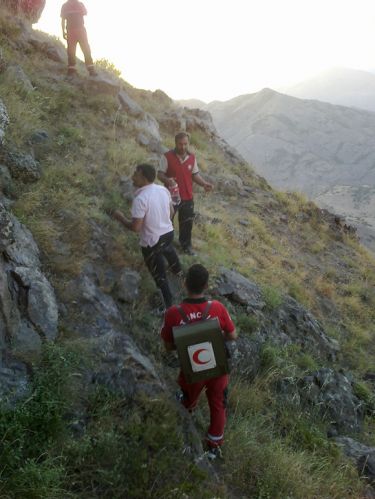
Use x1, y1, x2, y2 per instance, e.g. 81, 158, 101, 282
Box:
132, 163, 156, 187
175, 132, 190, 157
185, 264, 209, 295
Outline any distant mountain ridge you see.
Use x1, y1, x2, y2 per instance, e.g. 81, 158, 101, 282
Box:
281, 67, 375, 112
202, 88, 375, 251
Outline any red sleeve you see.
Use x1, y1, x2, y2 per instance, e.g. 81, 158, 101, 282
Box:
160, 306, 179, 343
215, 301, 236, 336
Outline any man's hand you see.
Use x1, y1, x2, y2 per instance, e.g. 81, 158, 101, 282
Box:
112, 209, 124, 222
62, 31, 67, 40
203, 181, 213, 192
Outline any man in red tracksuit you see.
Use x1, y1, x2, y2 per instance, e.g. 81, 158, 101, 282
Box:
160, 263, 237, 459
60, 0, 96, 76
158, 132, 213, 256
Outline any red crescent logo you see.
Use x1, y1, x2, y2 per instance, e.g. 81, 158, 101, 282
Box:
192, 348, 210, 365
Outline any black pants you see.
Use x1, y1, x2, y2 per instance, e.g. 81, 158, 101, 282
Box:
178, 200, 194, 250
141, 231, 181, 308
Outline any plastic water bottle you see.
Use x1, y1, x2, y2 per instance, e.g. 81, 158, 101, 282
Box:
169, 179, 181, 206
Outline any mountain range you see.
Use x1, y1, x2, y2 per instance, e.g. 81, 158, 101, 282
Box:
187, 87, 375, 252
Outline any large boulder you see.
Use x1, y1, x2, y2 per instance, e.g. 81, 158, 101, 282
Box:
2, 150, 41, 182
281, 369, 365, 434
335, 437, 375, 486
215, 267, 339, 360
1, 0, 46, 23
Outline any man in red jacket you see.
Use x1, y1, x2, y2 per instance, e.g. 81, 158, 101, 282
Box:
158, 132, 213, 256
160, 264, 237, 459
61, 0, 96, 76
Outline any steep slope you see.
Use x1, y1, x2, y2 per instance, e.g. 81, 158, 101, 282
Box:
0, 7, 375, 498
282, 67, 375, 112
206, 88, 375, 252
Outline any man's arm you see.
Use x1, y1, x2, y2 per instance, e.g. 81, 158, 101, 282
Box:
112, 209, 143, 232
224, 328, 237, 341
192, 173, 213, 192
157, 170, 174, 187
163, 340, 176, 352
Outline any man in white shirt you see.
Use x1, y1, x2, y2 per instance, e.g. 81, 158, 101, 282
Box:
112, 164, 182, 309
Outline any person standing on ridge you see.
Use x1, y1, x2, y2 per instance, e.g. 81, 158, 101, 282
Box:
60, 0, 96, 76
160, 263, 237, 459
158, 132, 213, 256
111, 164, 182, 310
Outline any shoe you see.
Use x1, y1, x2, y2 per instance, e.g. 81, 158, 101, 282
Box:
182, 246, 196, 256
67, 67, 77, 77
206, 445, 223, 460
151, 305, 165, 317
175, 390, 185, 402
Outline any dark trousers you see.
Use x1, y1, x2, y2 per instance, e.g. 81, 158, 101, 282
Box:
178, 200, 194, 250
141, 231, 181, 308
67, 28, 94, 68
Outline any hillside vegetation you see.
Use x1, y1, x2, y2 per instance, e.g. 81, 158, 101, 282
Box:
0, 8, 374, 498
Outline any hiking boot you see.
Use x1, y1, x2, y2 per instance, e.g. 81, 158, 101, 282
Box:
206, 445, 223, 460
182, 246, 196, 256
87, 66, 97, 77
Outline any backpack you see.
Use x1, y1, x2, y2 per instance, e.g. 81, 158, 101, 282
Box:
172, 301, 230, 384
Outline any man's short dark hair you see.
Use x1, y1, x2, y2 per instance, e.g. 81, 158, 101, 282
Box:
185, 264, 209, 294
136, 163, 156, 182
175, 131, 190, 142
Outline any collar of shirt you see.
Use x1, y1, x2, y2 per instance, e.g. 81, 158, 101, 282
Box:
174, 149, 191, 163
183, 297, 207, 304
134, 183, 153, 197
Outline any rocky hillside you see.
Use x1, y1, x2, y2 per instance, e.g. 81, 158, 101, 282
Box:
0, 6, 375, 498
205, 88, 375, 252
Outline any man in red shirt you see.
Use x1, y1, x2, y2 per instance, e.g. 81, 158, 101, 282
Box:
60, 0, 96, 76
160, 264, 237, 459
158, 132, 213, 256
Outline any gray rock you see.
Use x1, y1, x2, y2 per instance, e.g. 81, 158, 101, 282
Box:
134, 112, 161, 142
0, 164, 14, 197
90, 331, 162, 397
114, 269, 141, 303
87, 75, 120, 96
215, 268, 265, 308
28, 37, 65, 63
0, 99, 9, 145
12, 267, 58, 341
118, 90, 143, 117
3, 64, 33, 93
298, 368, 365, 433
215, 268, 339, 360
214, 174, 244, 195
335, 437, 375, 460
64, 275, 122, 337
335, 436, 375, 485
0, 203, 15, 250
4, 214, 40, 268
3, 150, 41, 182
12, 319, 42, 354
0, 358, 30, 406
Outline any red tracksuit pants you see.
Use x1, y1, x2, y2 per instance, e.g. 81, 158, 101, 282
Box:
178, 372, 228, 447
67, 27, 93, 68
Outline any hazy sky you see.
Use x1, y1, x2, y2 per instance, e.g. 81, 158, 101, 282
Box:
36, 0, 375, 102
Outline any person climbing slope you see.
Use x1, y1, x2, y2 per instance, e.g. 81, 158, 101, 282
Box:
161, 263, 237, 459
60, 0, 96, 76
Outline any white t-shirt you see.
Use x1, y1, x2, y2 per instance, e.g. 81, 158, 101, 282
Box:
131, 183, 173, 247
